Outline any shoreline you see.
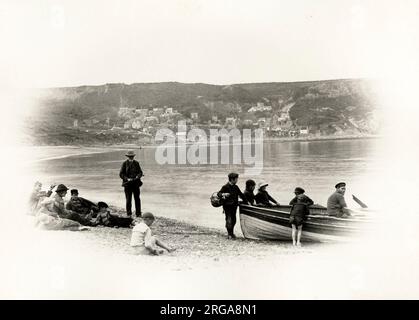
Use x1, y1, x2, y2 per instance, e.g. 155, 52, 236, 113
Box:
263, 133, 382, 143
22, 134, 382, 150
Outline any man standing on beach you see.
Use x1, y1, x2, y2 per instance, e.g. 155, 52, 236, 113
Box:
120, 150, 143, 217
327, 182, 351, 218
218, 172, 247, 239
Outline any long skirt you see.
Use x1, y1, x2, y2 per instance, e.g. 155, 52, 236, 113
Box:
37, 212, 82, 231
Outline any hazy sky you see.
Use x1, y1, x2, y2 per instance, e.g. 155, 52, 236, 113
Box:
1, 0, 419, 88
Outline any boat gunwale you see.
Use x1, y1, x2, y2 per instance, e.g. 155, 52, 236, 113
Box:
239, 205, 365, 231
239, 204, 367, 222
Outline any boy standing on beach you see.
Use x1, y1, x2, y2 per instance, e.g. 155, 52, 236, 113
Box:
217, 173, 247, 239
289, 193, 312, 247
130, 212, 175, 255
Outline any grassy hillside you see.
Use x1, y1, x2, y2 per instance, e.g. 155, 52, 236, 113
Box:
25, 79, 380, 145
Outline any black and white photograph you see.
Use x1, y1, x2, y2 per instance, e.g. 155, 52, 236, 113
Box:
1, 0, 419, 303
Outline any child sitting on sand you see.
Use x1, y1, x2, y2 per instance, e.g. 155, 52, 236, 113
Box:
289, 193, 312, 247
130, 212, 175, 255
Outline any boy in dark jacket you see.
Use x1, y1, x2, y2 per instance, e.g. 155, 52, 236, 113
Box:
217, 172, 247, 239
289, 190, 313, 247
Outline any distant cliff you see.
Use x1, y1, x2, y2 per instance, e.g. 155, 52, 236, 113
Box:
24, 79, 381, 145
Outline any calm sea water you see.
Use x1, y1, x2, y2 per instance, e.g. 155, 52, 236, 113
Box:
29, 139, 383, 229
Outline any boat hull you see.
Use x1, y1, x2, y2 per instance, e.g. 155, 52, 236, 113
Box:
239, 204, 366, 242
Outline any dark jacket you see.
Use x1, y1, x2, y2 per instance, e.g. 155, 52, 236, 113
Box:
218, 183, 247, 207
327, 192, 347, 217
243, 189, 255, 205
119, 160, 143, 187
255, 190, 278, 207
92, 212, 132, 228
66, 196, 98, 215
290, 202, 310, 219
289, 195, 314, 206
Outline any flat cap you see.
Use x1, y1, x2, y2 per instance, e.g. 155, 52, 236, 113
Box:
335, 182, 346, 189
294, 187, 305, 194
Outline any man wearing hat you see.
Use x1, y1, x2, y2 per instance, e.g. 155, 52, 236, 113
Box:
327, 182, 350, 218
119, 150, 143, 217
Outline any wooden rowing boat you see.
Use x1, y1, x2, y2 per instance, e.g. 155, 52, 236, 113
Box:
239, 204, 371, 242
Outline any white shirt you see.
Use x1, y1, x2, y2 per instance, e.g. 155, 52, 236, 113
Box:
130, 222, 151, 247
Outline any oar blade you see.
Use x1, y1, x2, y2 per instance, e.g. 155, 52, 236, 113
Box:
352, 194, 368, 208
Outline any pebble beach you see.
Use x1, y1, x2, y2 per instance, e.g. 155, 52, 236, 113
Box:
3, 205, 419, 300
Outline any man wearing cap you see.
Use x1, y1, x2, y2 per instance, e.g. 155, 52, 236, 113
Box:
66, 189, 99, 217
217, 173, 248, 239
327, 182, 351, 218
119, 150, 143, 217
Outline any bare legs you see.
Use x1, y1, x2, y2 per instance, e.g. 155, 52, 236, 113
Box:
291, 225, 303, 247
150, 236, 176, 254
297, 225, 302, 247
154, 237, 175, 252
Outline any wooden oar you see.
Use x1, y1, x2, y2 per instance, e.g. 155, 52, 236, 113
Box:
352, 194, 368, 208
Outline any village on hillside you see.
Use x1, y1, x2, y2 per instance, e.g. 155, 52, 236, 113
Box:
68, 98, 379, 145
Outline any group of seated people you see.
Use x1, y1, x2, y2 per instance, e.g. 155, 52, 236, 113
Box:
28, 181, 133, 231
29, 181, 175, 255
242, 180, 314, 208
242, 179, 315, 246
243, 180, 279, 207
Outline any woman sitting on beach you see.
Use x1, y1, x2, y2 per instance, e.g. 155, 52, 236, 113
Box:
255, 182, 280, 207
130, 212, 175, 255
28, 181, 55, 215
36, 184, 90, 231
